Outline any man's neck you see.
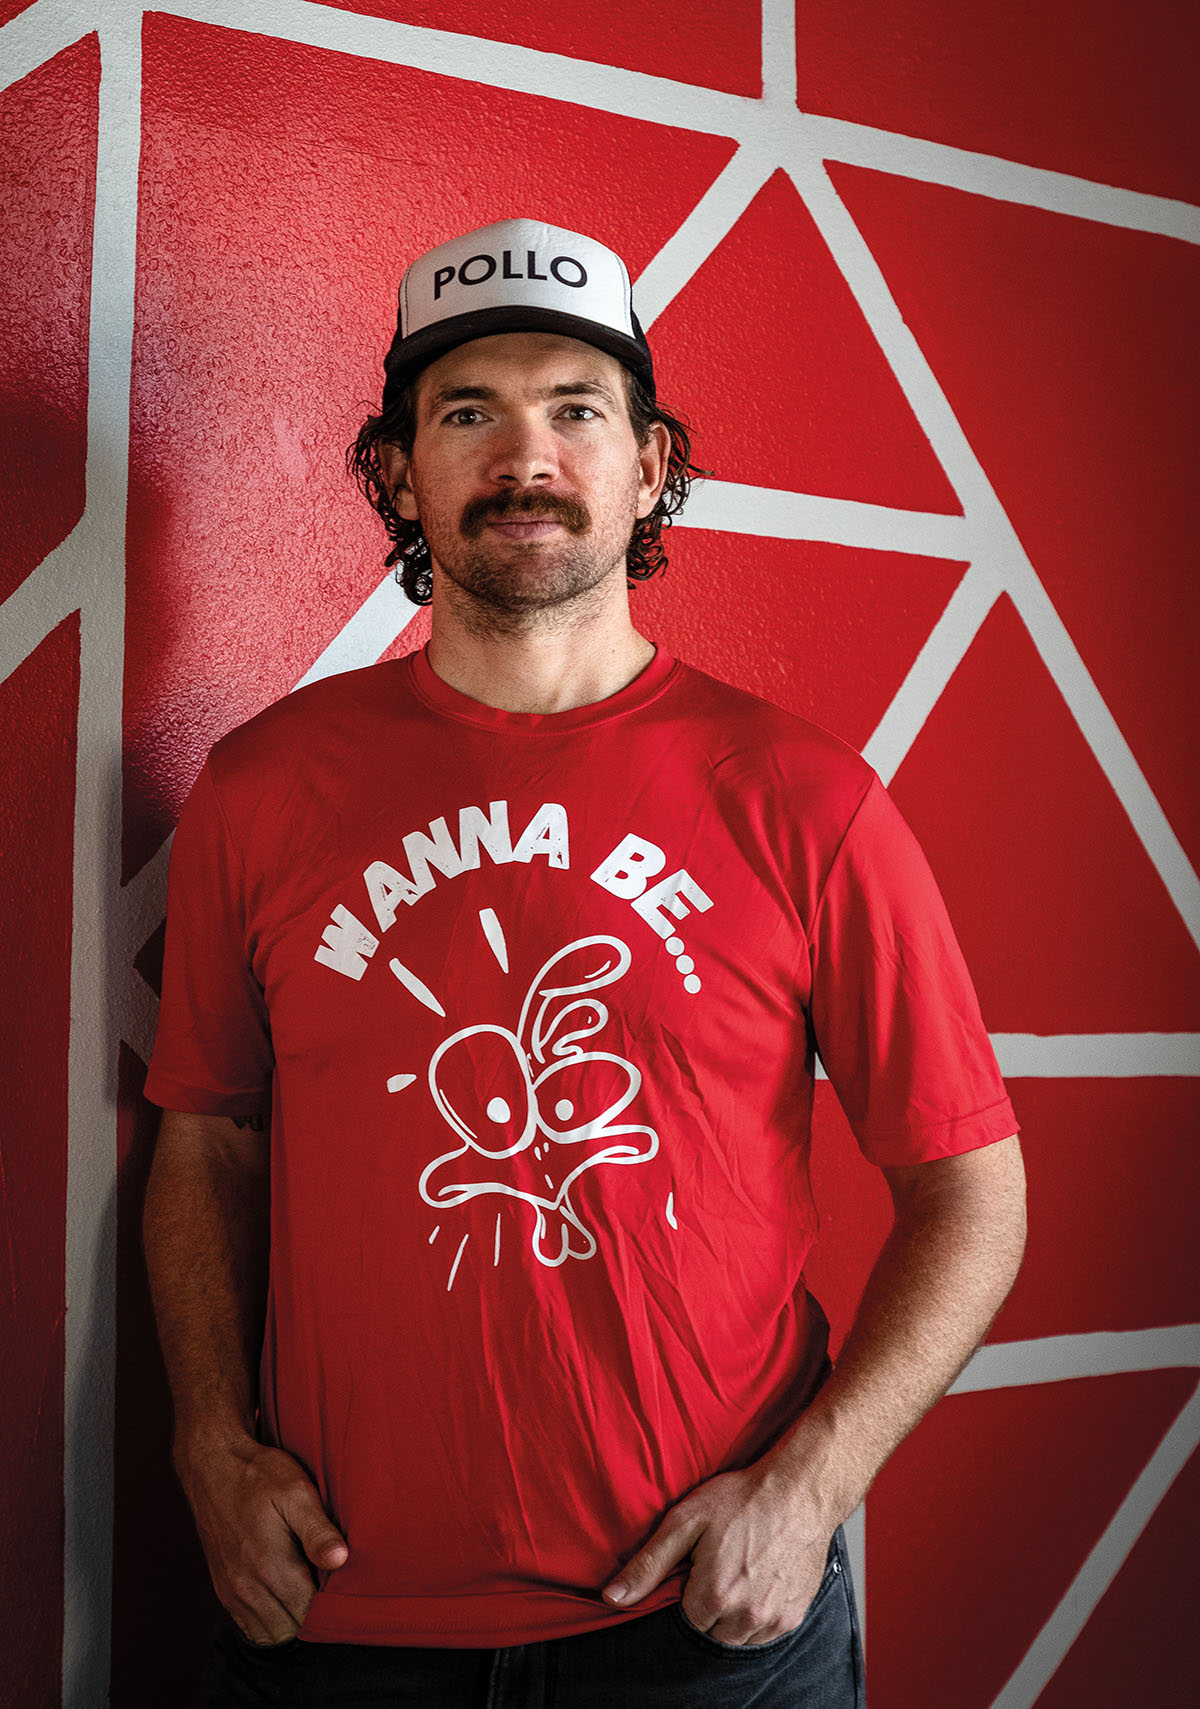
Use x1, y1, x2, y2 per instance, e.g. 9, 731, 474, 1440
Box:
425, 582, 656, 715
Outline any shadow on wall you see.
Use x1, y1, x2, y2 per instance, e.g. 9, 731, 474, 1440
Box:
110, 738, 221, 1701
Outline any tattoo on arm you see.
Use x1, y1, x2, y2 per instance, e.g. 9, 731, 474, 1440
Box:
231, 1114, 266, 1132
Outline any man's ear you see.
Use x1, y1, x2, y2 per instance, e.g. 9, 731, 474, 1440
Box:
635, 421, 671, 520
379, 442, 419, 522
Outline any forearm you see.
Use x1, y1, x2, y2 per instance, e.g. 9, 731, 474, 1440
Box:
760, 1133, 1027, 1525
143, 1108, 349, 1639
143, 1108, 271, 1463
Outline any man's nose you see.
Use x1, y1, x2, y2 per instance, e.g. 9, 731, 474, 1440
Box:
487, 416, 559, 486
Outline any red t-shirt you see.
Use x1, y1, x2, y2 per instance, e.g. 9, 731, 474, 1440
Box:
145, 645, 1016, 1646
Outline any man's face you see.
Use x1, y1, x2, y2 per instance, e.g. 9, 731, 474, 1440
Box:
384, 333, 667, 622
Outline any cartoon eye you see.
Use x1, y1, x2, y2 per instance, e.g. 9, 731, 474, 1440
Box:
429, 1024, 536, 1159
534, 1054, 640, 1141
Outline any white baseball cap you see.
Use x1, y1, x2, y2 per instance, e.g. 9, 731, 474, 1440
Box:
382, 218, 655, 407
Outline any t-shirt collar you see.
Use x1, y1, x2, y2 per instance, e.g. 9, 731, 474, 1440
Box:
406, 642, 678, 732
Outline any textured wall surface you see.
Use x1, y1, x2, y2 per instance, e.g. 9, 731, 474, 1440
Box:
1, 3, 1196, 1704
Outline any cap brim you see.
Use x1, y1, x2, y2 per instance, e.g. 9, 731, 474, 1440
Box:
382, 305, 654, 408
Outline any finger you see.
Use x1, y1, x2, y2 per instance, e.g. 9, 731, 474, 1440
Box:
278, 1481, 349, 1571
603, 1509, 700, 1607
229, 1579, 303, 1647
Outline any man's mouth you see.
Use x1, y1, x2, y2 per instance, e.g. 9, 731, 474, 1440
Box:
485, 518, 564, 540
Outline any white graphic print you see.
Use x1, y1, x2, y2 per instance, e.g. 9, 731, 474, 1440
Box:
418, 932, 659, 1270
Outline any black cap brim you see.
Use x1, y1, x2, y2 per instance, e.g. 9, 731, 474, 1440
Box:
382, 304, 654, 410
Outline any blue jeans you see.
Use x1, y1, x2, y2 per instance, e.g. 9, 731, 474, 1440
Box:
200, 1527, 864, 1707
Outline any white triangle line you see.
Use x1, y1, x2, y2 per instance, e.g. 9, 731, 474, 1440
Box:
797, 113, 1200, 248
119, 964, 159, 1068
952, 1327, 1200, 1394
102, 0, 1198, 242
7, 1, 1197, 246
0, 0, 94, 97
677, 480, 973, 559
115, 565, 421, 950
163, 0, 758, 134
761, 0, 797, 111
292, 571, 423, 690
634, 146, 779, 331
0, 528, 82, 688
861, 561, 1000, 782
780, 155, 1015, 528
118, 833, 173, 960
783, 156, 1200, 949
993, 1033, 1200, 1078
62, 11, 145, 1706
987, 1379, 1200, 1709
1002, 564, 1200, 951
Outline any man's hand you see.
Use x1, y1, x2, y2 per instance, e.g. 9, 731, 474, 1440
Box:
178, 1433, 349, 1646
602, 1464, 830, 1646
602, 1139, 1026, 1648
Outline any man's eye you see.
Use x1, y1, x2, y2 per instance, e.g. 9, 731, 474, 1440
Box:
563, 405, 598, 421
445, 407, 484, 425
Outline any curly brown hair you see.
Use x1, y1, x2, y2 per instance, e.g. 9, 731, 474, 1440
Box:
347, 368, 706, 605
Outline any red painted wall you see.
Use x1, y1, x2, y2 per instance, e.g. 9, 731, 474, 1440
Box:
2, 4, 1196, 1703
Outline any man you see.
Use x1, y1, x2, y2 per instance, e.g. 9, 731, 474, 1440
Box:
143, 218, 1025, 1707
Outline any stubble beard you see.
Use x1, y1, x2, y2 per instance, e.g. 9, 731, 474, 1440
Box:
422, 481, 640, 637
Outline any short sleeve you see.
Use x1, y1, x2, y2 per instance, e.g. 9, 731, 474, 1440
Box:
143, 761, 274, 1116
809, 774, 1017, 1166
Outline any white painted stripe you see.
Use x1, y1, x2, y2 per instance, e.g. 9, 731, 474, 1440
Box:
151, 0, 1200, 245
788, 156, 1200, 965
0, 0, 94, 96
800, 113, 1200, 249
988, 1380, 1200, 1709
63, 13, 144, 1706
1005, 565, 1200, 952
761, 0, 797, 111
115, 569, 419, 957
0, 529, 81, 687
292, 571, 422, 689
7, 2, 1195, 250
820, 1034, 1200, 1091
162, 0, 756, 136
860, 561, 1000, 782
994, 1033, 1200, 1079
952, 1328, 1200, 1394
677, 478, 974, 559
117, 834, 173, 966
121, 967, 160, 1069
783, 157, 1000, 530
634, 147, 777, 329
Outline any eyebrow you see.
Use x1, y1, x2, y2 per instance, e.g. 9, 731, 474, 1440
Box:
425, 378, 621, 416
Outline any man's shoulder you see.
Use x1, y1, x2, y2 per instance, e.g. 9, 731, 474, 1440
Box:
207, 656, 414, 774
668, 655, 874, 799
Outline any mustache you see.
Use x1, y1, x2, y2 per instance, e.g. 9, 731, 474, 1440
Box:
460, 491, 591, 538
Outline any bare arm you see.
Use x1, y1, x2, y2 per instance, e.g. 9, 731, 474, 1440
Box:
603, 1134, 1027, 1643
143, 1109, 348, 1643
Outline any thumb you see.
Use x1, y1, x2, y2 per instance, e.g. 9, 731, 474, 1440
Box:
603, 1506, 699, 1608
283, 1482, 349, 1571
